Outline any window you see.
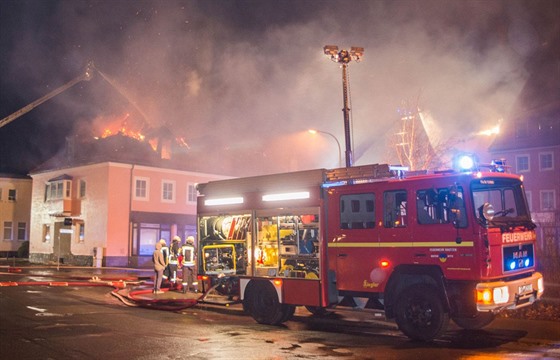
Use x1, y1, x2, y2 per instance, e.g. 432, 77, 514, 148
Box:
45, 180, 71, 201
416, 187, 467, 227
3, 222, 13, 240
0, 188, 2, 201
79, 179, 87, 198
8, 189, 16, 201
472, 178, 531, 225
384, 190, 407, 228
132, 222, 171, 256
162, 180, 175, 202
340, 193, 375, 229
78, 222, 85, 242
539, 152, 553, 171
17, 222, 26, 241
525, 191, 532, 212
187, 183, 197, 203
134, 177, 149, 200
43, 224, 51, 242
541, 190, 556, 211
516, 155, 530, 173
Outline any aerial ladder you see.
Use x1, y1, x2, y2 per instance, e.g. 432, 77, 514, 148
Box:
0, 62, 95, 129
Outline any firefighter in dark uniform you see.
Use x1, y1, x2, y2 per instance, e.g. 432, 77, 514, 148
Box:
169, 236, 181, 288
181, 236, 198, 293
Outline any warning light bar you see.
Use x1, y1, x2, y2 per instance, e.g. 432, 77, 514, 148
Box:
262, 191, 310, 202
204, 197, 244, 206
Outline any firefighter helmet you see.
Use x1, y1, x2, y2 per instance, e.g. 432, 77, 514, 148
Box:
186, 236, 195, 245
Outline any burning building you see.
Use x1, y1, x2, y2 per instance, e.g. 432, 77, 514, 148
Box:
27, 131, 230, 267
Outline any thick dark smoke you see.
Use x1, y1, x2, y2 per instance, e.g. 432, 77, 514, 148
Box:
0, 0, 557, 175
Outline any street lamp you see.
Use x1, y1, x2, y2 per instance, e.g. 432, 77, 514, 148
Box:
323, 45, 364, 167
308, 129, 342, 167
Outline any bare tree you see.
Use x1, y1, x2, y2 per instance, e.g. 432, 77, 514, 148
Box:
389, 98, 454, 171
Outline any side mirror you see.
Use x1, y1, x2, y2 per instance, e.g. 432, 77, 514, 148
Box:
451, 208, 461, 228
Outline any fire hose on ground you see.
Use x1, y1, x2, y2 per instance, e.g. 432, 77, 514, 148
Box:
0, 267, 234, 311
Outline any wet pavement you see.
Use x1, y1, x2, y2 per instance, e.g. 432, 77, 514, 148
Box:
1, 259, 559, 321
0, 261, 237, 312
2, 260, 560, 359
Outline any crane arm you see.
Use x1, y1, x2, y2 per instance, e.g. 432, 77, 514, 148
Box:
0, 63, 94, 129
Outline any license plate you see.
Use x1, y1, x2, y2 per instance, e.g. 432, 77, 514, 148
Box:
518, 284, 533, 295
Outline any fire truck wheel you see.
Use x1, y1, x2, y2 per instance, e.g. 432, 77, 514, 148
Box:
305, 306, 328, 316
280, 304, 296, 323
246, 281, 285, 325
394, 284, 449, 341
452, 312, 495, 330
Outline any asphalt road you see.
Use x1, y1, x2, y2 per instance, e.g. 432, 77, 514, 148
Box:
1, 265, 559, 360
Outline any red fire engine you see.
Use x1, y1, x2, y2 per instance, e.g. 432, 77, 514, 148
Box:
196, 163, 544, 341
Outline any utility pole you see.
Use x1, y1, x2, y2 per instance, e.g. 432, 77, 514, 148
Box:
323, 45, 364, 167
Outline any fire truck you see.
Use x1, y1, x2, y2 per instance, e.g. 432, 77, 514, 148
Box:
195, 162, 544, 341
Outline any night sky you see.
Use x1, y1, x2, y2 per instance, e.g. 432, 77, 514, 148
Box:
0, 0, 558, 176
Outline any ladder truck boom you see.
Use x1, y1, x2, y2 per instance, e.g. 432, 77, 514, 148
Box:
0, 62, 94, 129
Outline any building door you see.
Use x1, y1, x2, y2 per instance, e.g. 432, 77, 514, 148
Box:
53, 222, 72, 263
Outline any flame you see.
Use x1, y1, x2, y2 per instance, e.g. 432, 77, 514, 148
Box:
93, 113, 152, 147
176, 137, 191, 149
91, 113, 188, 157
100, 127, 146, 141
478, 124, 500, 136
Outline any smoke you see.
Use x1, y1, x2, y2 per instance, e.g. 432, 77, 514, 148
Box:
0, 0, 555, 175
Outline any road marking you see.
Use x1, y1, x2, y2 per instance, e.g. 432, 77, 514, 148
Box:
27, 306, 47, 312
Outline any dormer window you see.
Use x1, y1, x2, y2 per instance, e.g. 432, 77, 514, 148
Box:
45, 174, 73, 201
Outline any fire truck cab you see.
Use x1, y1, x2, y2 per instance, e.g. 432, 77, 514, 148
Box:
196, 163, 544, 341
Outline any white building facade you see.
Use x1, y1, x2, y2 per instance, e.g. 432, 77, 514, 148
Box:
29, 162, 228, 267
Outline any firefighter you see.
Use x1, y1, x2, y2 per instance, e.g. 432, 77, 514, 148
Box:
159, 239, 170, 283
168, 236, 181, 288
181, 236, 198, 293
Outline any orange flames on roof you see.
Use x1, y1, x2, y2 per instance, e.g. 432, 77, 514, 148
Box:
100, 127, 146, 141
93, 113, 157, 151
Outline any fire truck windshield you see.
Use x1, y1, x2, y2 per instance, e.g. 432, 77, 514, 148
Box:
471, 177, 533, 228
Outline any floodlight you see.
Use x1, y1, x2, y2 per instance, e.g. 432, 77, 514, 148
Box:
350, 47, 365, 61
323, 45, 339, 56
323, 44, 364, 167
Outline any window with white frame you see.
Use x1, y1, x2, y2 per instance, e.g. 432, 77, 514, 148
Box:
134, 177, 149, 200
162, 180, 175, 202
540, 190, 556, 211
539, 152, 553, 171
17, 222, 27, 241
45, 180, 71, 201
516, 155, 530, 173
3, 221, 13, 241
187, 183, 197, 203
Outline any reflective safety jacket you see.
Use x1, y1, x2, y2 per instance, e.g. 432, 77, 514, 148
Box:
181, 245, 195, 267
169, 242, 181, 265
